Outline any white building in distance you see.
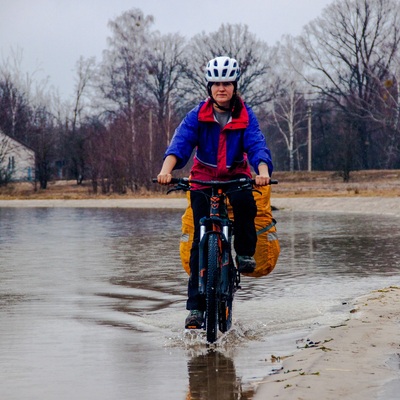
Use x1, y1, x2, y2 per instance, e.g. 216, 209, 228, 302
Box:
0, 129, 35, 182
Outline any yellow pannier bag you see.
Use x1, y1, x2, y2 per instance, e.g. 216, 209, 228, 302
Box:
179, 185, 280, 278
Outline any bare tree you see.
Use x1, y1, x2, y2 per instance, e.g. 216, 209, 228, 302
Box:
71, 56, 96, 132
145, 33, 186, 140
95, 9, 155, 188
143, 32, 186, 177
30, 106, 57, 189
99, 9, 154, 140
64, 56, 96, 183
82, 118, 107, 194
271, 90, 308, 172
0, 50, 33, 141
271, 38, 310, 171
377, 53, 400, 168
297, 0, 400, 169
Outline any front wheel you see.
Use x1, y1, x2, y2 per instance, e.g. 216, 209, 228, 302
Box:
219, 265, 234, 333
206, 234, 220, 343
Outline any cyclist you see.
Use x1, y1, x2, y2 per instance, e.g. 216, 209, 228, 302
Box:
157, 56, 273, 329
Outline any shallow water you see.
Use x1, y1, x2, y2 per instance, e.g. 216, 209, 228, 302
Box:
0, 207, 399, 399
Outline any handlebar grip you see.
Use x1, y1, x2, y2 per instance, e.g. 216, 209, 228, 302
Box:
152, 177, 189, 184
251, 179, 278, 185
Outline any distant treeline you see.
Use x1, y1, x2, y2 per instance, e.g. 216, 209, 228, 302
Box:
1, 0, 399, 192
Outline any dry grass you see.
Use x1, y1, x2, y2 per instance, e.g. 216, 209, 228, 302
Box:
271, 170, 400, 198
0, 179, 181, 200
0, 170, 399, 200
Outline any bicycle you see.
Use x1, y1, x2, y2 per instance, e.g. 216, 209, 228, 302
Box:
153, 176, 277, 343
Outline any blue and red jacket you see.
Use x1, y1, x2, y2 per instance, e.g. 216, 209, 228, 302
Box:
164, 98, 273, 183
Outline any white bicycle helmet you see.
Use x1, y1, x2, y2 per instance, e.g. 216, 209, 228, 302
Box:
205, 56, 240, 82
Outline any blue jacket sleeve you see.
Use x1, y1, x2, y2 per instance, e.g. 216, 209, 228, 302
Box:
164, 105, 200, 170
243, 106, 274, 176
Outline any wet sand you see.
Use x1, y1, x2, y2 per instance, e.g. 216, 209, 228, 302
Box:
254, 287, 400, 400
1, 195, 400, 399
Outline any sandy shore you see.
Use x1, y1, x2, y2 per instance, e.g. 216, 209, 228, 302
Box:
257, 197, 400, 399
2, 195, 399, 398
273, 197, 400, 217
254, 287, 400, 400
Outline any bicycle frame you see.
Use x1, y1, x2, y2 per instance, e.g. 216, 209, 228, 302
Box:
197, 187, 235, 299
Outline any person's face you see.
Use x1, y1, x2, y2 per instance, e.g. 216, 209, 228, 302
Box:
210, 82, 234, 109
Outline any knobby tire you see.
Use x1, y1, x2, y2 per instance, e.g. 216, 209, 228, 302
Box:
206, 234, 220, 343
218, 262, 233, 333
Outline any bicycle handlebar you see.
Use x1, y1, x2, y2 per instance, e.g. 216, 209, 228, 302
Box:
152, 177, 278, 186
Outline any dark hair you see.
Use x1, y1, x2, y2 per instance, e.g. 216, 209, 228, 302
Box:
231, 93, 243, 119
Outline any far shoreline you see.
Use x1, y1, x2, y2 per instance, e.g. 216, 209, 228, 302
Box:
0, 196, 399, 218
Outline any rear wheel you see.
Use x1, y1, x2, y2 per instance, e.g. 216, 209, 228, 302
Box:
206, 234, 220, 343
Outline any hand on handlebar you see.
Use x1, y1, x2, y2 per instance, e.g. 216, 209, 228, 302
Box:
157, 173, 173, 185
157, 155, 177, 185
254, 174, 271, 186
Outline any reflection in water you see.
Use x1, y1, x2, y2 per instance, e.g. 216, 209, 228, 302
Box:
187, 351, 254, 400
0, 207, 399, 400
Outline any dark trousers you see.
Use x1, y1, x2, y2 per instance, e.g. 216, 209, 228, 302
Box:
186, 185, 257, 311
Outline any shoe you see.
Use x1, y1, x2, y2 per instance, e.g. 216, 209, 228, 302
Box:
185, 310, 204, 329
236, 255, 256, 274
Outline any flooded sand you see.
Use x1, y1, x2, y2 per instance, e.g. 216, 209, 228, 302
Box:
0, 207, 399, 399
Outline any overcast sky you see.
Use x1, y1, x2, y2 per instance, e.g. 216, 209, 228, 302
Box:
0, 0, 333, 101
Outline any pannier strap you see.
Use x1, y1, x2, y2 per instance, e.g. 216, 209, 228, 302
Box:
256, 219, 277, 236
